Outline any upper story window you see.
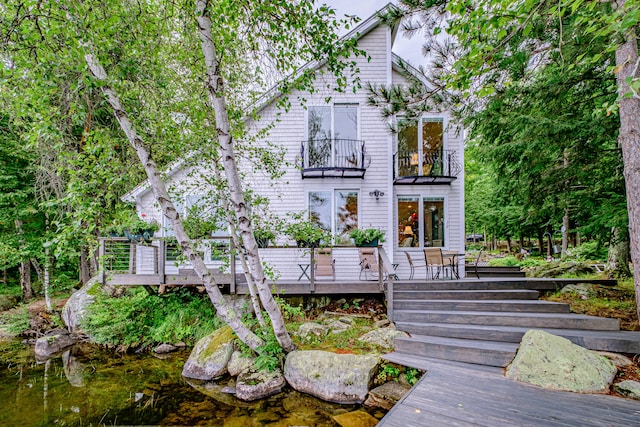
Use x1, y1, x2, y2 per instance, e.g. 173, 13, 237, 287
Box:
308, 104, 358, 142
397, 118, 444, 177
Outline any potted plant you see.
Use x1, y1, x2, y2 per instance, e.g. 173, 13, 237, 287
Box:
286, 220, 328, 248
253, 228, 275, 248
349, 228, 386, 247
125, 218, 160, 243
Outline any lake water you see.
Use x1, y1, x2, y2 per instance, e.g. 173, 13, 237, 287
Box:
0, 339, 386, 426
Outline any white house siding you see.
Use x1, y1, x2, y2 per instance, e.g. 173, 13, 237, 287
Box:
128, 20, 465, 283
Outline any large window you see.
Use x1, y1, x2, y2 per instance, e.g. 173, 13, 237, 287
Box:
309, 190, 359, 242
307, 104, 358, 168
398, 196, 445, 248
397, 118, 444, 177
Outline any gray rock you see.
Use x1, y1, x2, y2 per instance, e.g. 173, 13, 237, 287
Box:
296, 322, 329, 341
597, 351, 634, 368
338, 316, 355, 325
560, 284, 595, 300
62, 277, 100, 333
614, 380, 640, 400
332, 410, 379, 427
358, 328, 409, 349
374, 318, 391, 328
236, 369, 286, 401
183, 378, 259, 408
284, 350, 379, 404
506, 330, 617, 393
326, 320, 350, 334
182, 326, 234, 380
228, 351, 255, 376
62, 350, 86, 387
154, 343, 177, 354
364, 381, 411, 410
35, 333, 76, 357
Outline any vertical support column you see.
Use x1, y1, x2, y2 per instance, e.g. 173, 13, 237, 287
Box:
230, 238, 236, 294
157, 239, 165, 284
98, 238, 106, 285
310, 247, 315, 293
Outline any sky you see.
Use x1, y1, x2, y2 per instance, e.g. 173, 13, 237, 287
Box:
323, 0, 426, 67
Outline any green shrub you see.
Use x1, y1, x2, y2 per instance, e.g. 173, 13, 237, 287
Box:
570, 241, 607, 261
488, 256, 519, 267
82, 288, 223, 349
0, 306, 29, 335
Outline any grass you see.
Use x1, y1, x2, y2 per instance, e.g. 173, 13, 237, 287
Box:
543, 278, 638, 331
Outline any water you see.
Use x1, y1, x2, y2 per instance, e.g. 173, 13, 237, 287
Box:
0, 340, 386, 426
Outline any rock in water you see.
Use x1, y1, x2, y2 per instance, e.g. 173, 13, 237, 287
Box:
284, 350, 379, 404
154, 343, 177, 354
364, 381, 411, 410
227, 351, 255, 376
506, 330, 617, 393
35, 333, 76, 357
332, 410, 379, 427
62, 277, 100, 333
236, 369, 286, 401
182, 325, 234, 380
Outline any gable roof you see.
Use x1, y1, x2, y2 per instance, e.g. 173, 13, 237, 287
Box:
123, 2, 415, 203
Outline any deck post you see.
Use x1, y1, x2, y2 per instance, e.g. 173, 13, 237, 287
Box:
230, 238, 236, 294
309, 247, 315, 292
157, 239, 165, 284
128, 242, 136, 274
98, 238, 106, 285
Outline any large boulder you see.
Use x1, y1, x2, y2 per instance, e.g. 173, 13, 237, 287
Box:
182, 326, 235, 380
235, 369, 286, 401
506, 330, 617, 393
358, 328, 409, 349
35, 333, 77, 357
296, 322, 329, 341
62, 276, 100, 333
284, 350, 379, 404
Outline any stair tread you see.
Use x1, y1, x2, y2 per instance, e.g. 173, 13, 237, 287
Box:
396, 322, 640, 338
395, 299, 567, 305
398, 334, 519, 352
394, 309, 612, 319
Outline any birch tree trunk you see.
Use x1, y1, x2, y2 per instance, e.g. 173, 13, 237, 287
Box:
211, 162, 266, 327
83, 53, 264, 351
196, 0, 295, 353
43, 247, 53, 312
614, 0, 640, 320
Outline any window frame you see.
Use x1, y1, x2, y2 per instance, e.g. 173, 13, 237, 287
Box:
396, 195, 448, 250
307, 188, 360, 242
396, 117, 446, 178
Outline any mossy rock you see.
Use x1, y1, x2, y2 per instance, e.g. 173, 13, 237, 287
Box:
182, 325, 235, 380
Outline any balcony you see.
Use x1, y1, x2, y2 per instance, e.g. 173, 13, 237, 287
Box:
298, 139, 371, 179
394, 149, 462, 185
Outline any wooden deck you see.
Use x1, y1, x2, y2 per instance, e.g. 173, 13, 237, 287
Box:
379, 354, 640, 426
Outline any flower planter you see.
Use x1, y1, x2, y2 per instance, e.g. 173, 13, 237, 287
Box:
356, 239, 378, 247
256, 237, 270, 249
296, 239, 321, 248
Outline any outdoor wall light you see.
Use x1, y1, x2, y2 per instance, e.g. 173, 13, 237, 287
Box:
369, 189, 384, 201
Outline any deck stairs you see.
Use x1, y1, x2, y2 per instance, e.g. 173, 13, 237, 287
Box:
388, 279, 640, 368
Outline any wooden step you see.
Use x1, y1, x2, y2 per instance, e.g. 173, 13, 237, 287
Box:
393, 280, 557, 291
393, 289, 540, 300
393, 299, 570, 313
395, 322, 640, 353
394, 334, 518, 367
393, 310, 620, 330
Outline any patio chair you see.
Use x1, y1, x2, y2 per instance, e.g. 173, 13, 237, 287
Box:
471, 249, 483, 279
404, 251, 427, 280
424, 248, 445, 280
315, 248, 335, 281
358, 248, 380, 280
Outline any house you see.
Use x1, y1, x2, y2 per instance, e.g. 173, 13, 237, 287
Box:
121, 4, 465, 284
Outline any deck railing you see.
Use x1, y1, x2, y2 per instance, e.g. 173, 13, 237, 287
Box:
394, 149, 462, 182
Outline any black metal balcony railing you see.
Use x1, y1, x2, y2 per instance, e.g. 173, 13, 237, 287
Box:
394, 149, 462, 185
298, 139, 371, 178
